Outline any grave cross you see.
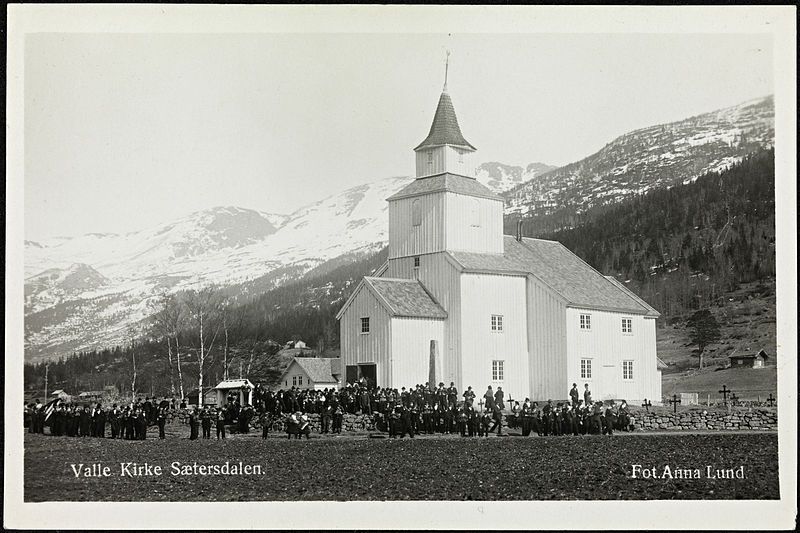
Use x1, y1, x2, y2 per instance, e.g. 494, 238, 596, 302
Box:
668, 394, 681, 414
641, 399, 652, 412
718, 385, 732, 406
766, 394, 776, 408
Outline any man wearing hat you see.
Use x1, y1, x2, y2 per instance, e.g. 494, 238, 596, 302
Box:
520, 398, 532, 436
570, 383, 580, 407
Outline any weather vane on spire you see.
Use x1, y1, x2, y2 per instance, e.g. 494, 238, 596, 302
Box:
443, 49, 451, 92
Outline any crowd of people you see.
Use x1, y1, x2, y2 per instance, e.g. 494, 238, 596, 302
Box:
25, 397, 171, 440
25, 381, 632, 440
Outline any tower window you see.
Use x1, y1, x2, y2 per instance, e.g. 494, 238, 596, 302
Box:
360, 317, 370, 334
413, 256, 420, 268
411, 199, 422, 227
458, 151, 464, 164
470, 199, 480, 227
580, 314, 592, 330
491, 314, 503, 332
427, 151, 433, 165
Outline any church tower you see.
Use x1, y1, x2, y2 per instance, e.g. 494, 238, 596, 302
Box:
386, 54, 504, 260
413, 53, 477, 178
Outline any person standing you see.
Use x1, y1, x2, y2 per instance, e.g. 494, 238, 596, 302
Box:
483, 386, 495, 411
321, 404, 332, 434
109, 405, 120, 439
157, 406, 167, 439
189, 408, 200, 440
79, 406, 92, 437
463, 386, 476, 407
583, 384, 592, 406
570, 384, 580, 407
520, 399, 532, 436
332, 405, 343, 434
259, 411, 270, 440
201, 407, 212, 439
487, 402, 503, 436
494, 387, 505, 411
216, 407, 226, 439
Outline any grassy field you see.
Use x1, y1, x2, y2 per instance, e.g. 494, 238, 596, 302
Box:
24, 426, 778, 502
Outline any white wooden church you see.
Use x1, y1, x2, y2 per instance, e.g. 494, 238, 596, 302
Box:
337, 71, 663, 404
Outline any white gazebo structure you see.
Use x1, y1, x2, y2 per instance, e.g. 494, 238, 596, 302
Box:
214, 379, 255, 406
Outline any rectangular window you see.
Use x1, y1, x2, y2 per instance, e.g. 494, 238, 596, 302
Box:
360, 317, 370, 334
492, 360, 504, 381
413, 256, 420, 268
298, 376, 303, 386
580, 358, 593, 379
491, 314, 504, 332
623, 360, 634, 380
580, 313, 592, 330
622, 318, 633, 334
292, 376, 297, 386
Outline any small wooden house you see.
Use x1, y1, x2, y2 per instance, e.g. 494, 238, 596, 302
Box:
729, 349, 769, 369
279, 357, 341, 390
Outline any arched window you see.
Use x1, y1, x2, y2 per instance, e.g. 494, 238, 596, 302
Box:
470, 198, 480, 227
412, 199, 422, 227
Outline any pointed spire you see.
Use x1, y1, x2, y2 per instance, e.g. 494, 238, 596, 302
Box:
443, 50, 450, 93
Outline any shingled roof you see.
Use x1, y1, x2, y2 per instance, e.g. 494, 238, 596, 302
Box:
291, 358, 341, 384
414, 91, 476, 151
448, 236, 660, 316
364, 277, 447, 319
387, 173, 501, 202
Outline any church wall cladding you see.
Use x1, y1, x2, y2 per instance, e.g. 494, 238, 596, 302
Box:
526, 275, 569, 402
390, 317, 445, 387
444, 194, 504, 255
388, 192, 446, 259
459, 272, 529, 402
565, 307, 661, 405
339, 284, 392, 386
386, 253, 462, 388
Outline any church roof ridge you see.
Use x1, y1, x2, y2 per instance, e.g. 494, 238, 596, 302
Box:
386, 173, 501, 202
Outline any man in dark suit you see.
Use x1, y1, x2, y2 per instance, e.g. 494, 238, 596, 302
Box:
570, 384, 580, 407
189, 408, 200, 440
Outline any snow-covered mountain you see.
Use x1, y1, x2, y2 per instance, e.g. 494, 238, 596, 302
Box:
475, 161, 558, 194
24, 95, 774, 363
504, 96, 774, 216
24, 178, 412, 362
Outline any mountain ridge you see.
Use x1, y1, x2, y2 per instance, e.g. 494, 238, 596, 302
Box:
24, 95, 774, 362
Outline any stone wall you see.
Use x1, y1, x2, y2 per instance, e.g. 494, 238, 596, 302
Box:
251, 408, 778, 434
628, 407, 777, 431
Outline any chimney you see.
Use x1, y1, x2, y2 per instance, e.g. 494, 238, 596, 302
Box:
516, 219, 524, 242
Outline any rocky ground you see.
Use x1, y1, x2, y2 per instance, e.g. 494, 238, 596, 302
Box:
24, 427, 778, 502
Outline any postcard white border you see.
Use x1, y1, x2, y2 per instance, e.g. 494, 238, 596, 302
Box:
5, 4, 797, 530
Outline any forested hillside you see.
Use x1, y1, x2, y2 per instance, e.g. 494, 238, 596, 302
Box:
516, 149, 775, 318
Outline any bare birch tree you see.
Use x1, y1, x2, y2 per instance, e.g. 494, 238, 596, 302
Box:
184, 287, 221, 406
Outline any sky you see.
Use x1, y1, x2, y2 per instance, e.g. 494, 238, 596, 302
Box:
24, 32, 773, 241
